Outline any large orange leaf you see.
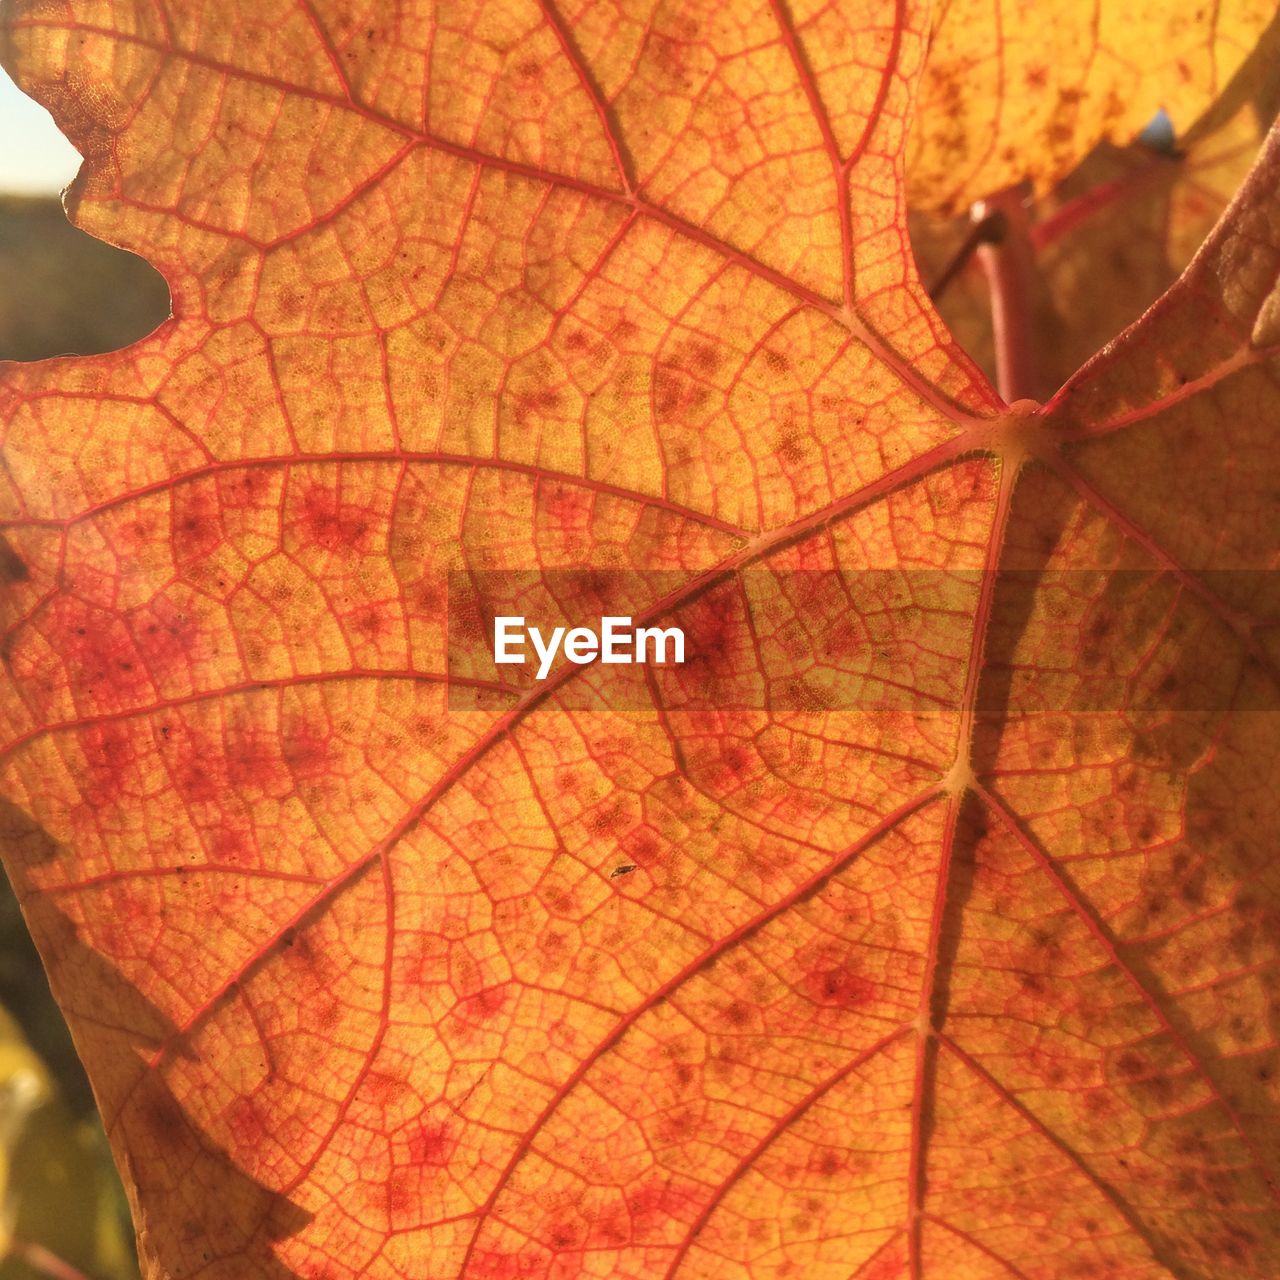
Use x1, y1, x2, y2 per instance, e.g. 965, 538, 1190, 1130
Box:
1, 4, 1279, 1280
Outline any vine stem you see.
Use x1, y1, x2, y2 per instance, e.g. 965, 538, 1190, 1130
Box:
973, 185, 1038, 404
7, 1238, 95, 1280
926, 209, 1005, 302
1030, 150, 1173, 249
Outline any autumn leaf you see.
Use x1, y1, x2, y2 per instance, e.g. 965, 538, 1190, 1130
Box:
1, 3, 1280, 1280
907, 0, 1279, 212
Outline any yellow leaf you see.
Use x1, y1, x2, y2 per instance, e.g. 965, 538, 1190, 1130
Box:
909, 0, 1278, 212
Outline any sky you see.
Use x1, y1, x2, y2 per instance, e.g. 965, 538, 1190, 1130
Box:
0, 63, 82, 194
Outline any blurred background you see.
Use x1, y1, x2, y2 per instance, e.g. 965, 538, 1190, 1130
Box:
0, 65, 168, 364
0, 60, 165, 1280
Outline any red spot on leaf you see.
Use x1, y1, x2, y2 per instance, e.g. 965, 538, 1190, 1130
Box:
46, 600, 152, 711
860, 1238, 907, 1280
298, 485, 374, 553
458, 984, 508, 1024
538, 481, 594, 533
406, 1119, 456, 1168
226, 1096, 268, 1150
172, 483, 223, 569
225, 719, 287, 793
79, 723, 137, 808
132, 597, 201, 680
281, 717, 332, 780
513, 384, 562, 426
803, 946, 875, 1010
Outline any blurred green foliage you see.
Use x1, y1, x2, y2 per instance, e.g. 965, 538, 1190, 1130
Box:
0, 195, 169, 362
0, 875, 139, 1280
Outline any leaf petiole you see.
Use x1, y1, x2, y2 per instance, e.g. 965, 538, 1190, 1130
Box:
6, 1238, 96, 1280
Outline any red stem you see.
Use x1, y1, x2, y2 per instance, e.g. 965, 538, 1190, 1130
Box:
1031, 150, 1174, 250
974, 186, 1037, 405
926, 210, 1005, 301
7, 1239, 96, 1280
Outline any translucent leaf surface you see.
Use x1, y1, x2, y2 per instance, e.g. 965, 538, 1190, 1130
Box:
1, 3, 1278, 1278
